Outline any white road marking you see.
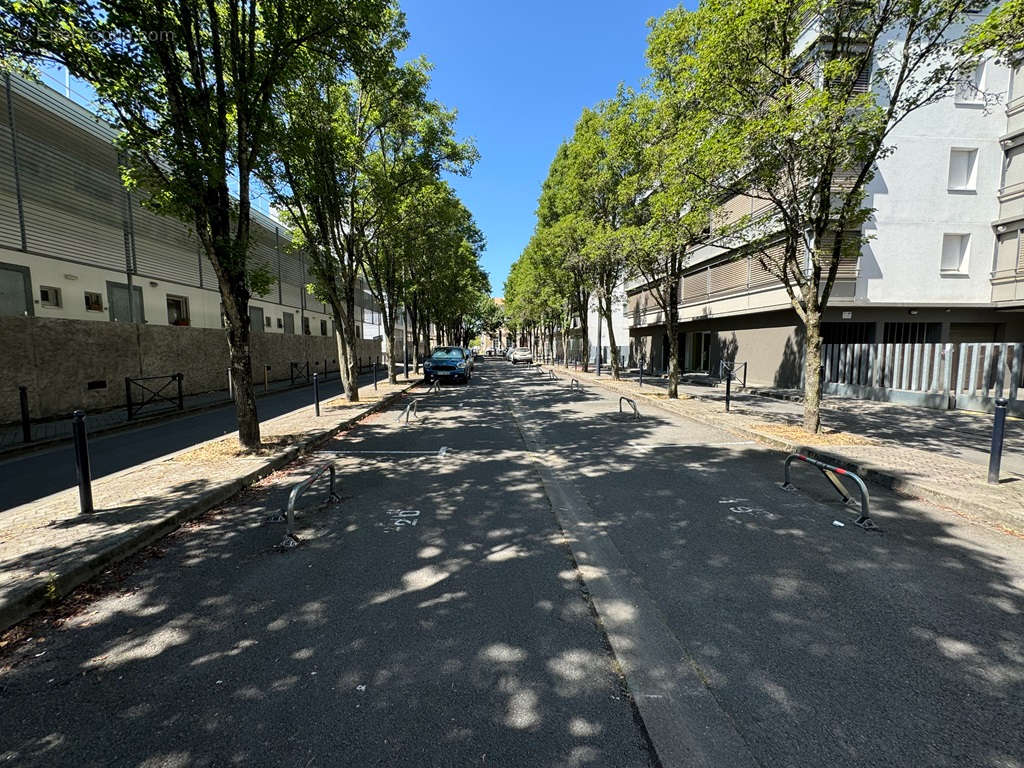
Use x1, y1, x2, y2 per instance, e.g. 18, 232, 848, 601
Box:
626, 440, 756, 449
334, 450, 438, 455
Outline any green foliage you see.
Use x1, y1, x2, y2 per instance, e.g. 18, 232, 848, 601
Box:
966, 0, 1024, 67
246, 265, 276, 298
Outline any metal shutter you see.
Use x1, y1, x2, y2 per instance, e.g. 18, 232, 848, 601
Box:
132, 197, 202, 286
750, 245, 784, 288
708, 258, 747, 295
682, 267, 708, 302
13, 91, 127, 271
0, 84, 22, 250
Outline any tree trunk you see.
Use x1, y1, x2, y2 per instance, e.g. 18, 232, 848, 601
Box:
603, 294, 620, 380
803, 309, 823, 433
341, 284, 359, 402
385, 324, 398, 384
329, 298, 352, 399
666, 323, 680, 399
225, 316, 260, 449
580, 315, 589, 372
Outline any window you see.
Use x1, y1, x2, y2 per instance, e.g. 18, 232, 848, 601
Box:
266, 316, 272, 327
356, 325, 361, 338
39, 286, 61, 307
276, 317, 283, 329
302, 316, 311, 335
948, 148, 978, 191
941, 233, 970, 274
166, 295, 190, 326
883, 322, 942, 344
955, 61, 986, 104
84, 291, 103, 311
320, 319, 328, 336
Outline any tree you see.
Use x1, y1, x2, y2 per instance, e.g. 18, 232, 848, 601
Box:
555, 90, 653, 379
651, 0, 987, 431
260, 20, 406, 403
404, 185, 486, 354
536, 143, 597, 371
359, 60, 476, 384
966, 0, 1024, 67
5, 0, 392, 447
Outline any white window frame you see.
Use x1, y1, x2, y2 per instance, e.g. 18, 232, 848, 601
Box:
947, 147, 978, 191
955, 60, 987, 105
940, 233, 971, 275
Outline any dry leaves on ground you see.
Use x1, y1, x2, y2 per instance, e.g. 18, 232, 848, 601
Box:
753, 421, 876, 446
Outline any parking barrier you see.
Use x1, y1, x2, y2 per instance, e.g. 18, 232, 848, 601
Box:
427, 379, 441, 393
268, 460, 340, 547
618, 396, 640, 421
782, 453, 877, 531
397, 399, 419, 423
569, 378, 583, 392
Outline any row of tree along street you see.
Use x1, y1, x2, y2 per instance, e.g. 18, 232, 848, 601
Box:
0, 0, 491, 450
504, 0, 1022, 433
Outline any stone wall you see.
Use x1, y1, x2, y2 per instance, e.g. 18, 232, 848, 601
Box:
1, 316, 382, 423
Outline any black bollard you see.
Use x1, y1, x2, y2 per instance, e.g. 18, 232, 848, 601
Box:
313, 372, 321, 416
988, 397, 1008, 484
19, 385, 30, 442
373, 358, 378, 391
725, 371, 732, 412
72, 410, 93, 514
176, 373, 184, 410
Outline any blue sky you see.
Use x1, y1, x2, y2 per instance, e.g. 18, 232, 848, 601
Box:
36, 0, 686, 296
401, 0, 685, 296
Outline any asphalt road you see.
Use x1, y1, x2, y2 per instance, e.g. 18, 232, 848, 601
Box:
0, 359, 655, 767
1, 360, 1021, 767
0, 369, 402, 512
501, 363, 1024, 768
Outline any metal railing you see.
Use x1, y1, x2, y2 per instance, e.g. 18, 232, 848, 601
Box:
397, 399, 419, 423
719, 360, 748, 388
569, 378, 583, 393
125, 373, 184, 420
538, 367, 557, 381
619, 396, 640, 421
290, 361, 310, 385
782, 453, 877, 531
268, 461, 340, 547
427, 379, 441, 393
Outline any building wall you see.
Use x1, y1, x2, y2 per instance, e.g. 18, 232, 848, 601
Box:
0, 74, 355, 338
1, 315, 380, 423
859, 50, 1008, 306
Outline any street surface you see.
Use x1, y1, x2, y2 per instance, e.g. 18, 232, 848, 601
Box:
0, 369, 402, 511
1, 358, 1021, 767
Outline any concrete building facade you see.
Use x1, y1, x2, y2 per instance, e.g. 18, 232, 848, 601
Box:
626, 41, 1024, 390
0, 73, 401, 421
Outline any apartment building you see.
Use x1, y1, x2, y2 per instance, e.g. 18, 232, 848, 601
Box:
627, 43, 1024, 388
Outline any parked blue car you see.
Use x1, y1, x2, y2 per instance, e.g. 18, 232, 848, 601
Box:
423, 347, 472, 384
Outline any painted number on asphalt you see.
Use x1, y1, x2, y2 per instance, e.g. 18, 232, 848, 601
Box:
385, 509, 420, 531
718, 498, 780, 522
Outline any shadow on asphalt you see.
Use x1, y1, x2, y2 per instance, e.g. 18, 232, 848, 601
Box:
0, 363, 655, 768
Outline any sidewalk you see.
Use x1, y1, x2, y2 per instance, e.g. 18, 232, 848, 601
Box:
547, 364, 1024, 531
0, 379, 417, 633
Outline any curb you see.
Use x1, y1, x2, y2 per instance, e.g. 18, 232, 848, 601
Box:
545, 367, 1023, 532
0, 382, 417, 635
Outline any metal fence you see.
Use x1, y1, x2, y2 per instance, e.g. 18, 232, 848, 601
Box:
822, 341, 1024, 414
